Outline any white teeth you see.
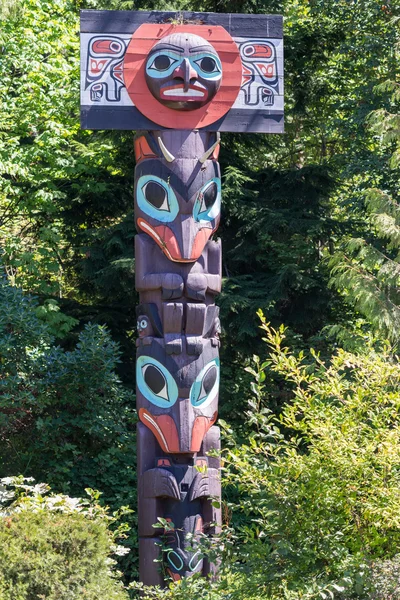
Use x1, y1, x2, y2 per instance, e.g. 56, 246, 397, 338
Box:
163, 88, 204, 97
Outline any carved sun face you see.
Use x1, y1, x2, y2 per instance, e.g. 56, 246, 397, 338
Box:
144, 33, 223, 111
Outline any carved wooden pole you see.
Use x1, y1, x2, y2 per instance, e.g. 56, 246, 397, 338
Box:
135, 128, 222, 584
80, 10, 284, 586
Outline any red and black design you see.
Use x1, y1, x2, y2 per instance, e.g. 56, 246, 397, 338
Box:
80, 11, 284, 133
239, 40, 279, 106
85, 35, 130, 102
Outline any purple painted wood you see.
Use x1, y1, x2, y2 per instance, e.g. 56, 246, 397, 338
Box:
80, 10, 283, 38
135, 128, 222, 585
137, 423, 221, 583
78, 13, 283, 587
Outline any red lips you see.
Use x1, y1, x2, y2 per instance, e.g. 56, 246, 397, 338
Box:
137, 218, 213, 262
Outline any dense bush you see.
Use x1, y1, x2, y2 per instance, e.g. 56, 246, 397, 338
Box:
0, 478, 130, 600
221, 315, 400, 599
0, 278, 138, 578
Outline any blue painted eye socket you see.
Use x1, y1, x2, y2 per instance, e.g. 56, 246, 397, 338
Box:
189, 551, 203, 572
146, 51, 182, 78
146, 51, 222, 81
190, 358, 220, 408
167, 550, 184, 571
137, 356, 178, 408
190, 53, 222, 80
136, 175, 179, 223
193, 178, 221, 223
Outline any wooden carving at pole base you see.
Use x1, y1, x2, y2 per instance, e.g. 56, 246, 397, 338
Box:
80, 10, 284, 586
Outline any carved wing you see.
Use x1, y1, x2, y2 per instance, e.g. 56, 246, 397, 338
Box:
189, 468, 220, 501
142, 468, 180, 500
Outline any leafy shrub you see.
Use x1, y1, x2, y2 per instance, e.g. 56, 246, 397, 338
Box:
220, 313, 400, 599
128, 312, 400, 600
364, 555, 400, 600
0, 477, 130, 600
0, 278, 138, 578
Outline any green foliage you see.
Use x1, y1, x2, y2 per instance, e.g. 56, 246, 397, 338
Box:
0, 278, 138, 578
329, 167, 400, 341
0, 0, 136, 362
221, 314, 400, 599
364, 554, 400, 600
0, 477, 130, 600
0, 0, 79, 296
35, 298, 78, 338
2, 0, 400, 596
328, 56, 400, 343
329, 233, 400, 341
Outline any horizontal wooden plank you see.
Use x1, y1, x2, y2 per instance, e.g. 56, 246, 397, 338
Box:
80, 10, 283, 39
80, 104, 284, 133
214, 108, 284, 133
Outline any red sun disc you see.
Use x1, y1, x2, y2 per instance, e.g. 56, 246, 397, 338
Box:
123, 23, 242, 130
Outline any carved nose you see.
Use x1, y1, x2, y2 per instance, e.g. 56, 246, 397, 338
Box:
173, 58, 197, 91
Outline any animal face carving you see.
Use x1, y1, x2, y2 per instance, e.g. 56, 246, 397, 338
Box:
135, 159, 221, 262
137, 314, 151, 337
164, 515, 204, 580
145, 33, 223, 111
136, 340, 219, 453
142, 462, 216, 580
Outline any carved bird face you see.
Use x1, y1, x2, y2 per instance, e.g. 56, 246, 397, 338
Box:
163, 517, 204, 580
145, 33, 223, 111
134, 158, 221, 262
136, 339, 219, 454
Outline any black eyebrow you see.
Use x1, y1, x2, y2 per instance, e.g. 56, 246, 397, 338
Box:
149, 43, 184, 53
189, 46, 214, 53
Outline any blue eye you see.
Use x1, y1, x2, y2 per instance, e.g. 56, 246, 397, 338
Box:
189, 551, 203, 572
167, 551, 184, 571
190, 53, 222, 80
137, 356, 178, 408
190, 358, 220, 408
146, 51, 182, 78
193, 178, 221, 223
136, 175, 179, 223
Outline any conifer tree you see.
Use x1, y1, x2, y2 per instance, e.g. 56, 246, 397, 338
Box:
330, 81, 400, 341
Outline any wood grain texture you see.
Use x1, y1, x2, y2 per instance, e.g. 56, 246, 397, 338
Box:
135, 130, 222, 584
81, 104, 284, 133
81, 10, 283, 38
137, 423, 221, 581
124, 24, 243, 130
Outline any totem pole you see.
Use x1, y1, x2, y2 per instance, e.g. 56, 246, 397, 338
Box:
80, 10, 284, 586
